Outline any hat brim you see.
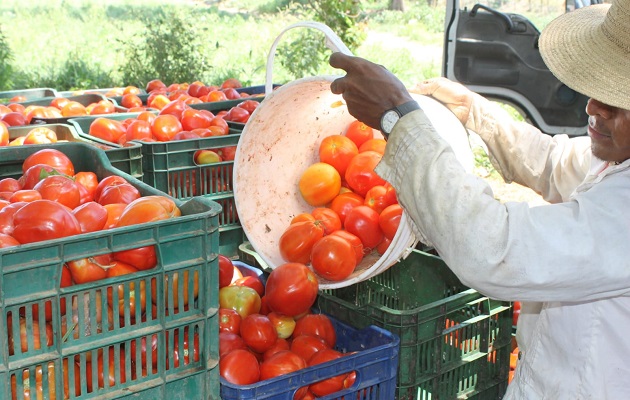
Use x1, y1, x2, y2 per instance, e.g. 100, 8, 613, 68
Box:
540, 4, 630, 110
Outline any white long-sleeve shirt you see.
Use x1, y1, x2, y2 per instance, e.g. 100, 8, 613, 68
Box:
375, 94, 630, 399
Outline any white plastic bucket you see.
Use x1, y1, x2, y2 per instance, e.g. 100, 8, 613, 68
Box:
233, 22, 474, 289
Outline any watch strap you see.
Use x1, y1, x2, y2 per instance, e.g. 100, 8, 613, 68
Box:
395, 100, 421, 117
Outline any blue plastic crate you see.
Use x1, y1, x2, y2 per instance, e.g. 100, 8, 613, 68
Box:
220, 313, 400, 400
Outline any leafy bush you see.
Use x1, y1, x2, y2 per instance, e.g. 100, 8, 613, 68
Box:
0, 26, 14, 91
117, 7, 213, 88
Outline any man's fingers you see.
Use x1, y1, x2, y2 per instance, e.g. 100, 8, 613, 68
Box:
330, 77, 345, 94
329, 52, 357, 72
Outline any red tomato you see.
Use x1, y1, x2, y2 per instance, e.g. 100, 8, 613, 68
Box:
9, 189, 42, 203
0, 201, 26, 235
330, 191, 364, 225
259, 352, 309, 397
318, 135, 359, 177
0, 178, 21, 193
98, 183, 141, 205
345, 151, 386, 197
290, 334, 329, 362
219, 308, 242, 335
344, 205, 384, 250
87, 347, 127, 391
225, 106, 250, 123
328, 229, 364, 265
218, 255, 235, 289
298, 162, 341, 207
209, 116, 229, 135
74, 171, 98, 202
513, 301, 521, 326
344, 120, 373, 149
126, 119, 154, 141
167, 327, 200, 369
0, 233, 20, 248
358, 138, 387, 154
66, 254, 111, 284
311, 235, 357, 281
33, 175, 81, 209
129, 334, 159, 372
216, 146, 237, 161
146, 79, 167, 92
278, 221, 325, 264
1, 112, 25, 128
219, 285, 262, 318
364, 184, 392, 214
151, 114, 183, 142
72, 201, 108, 233
232, 276, 265, 298
106, 261, 147, 318
219, 332, 247, 358
93, 175, 128, 202
61, 101, 88, 118
291, 213, 315, 224
20, 164, 62, 190
376, 236, 392, 255
240, 313, 278, 353
115, 196, 181, 227
379, 203, 403, 240
113, 245, 157, 271
89, 100, 117, 116
265, 263, 319, 317
89, 117, 126, 143
159, 99, 187, 120
292, 314, 337, 348
220, 348, 261, 385
12, 200, 81, 244
22, 148, 75, 176
221, 78, 242, 89
267, 312, 296, 339
263, 338, 290, 361
237, 100, 259, 114
121, 93, 143, 109
180, 108, 212, 131
308, 348, 348, 396
24, 127, 58, 144
311, 207, 342, 235
103, 203, 127, 229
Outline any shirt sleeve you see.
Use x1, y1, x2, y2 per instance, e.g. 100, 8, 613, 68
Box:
464, 93, 592, 203
375, 108, 630, 302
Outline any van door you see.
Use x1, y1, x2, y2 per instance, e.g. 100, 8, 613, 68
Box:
443, 0, 590, 136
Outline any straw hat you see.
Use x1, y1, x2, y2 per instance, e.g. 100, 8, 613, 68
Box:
539, 0, 630, 110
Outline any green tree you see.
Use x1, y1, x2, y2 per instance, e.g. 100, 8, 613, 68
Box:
0, 26, 14, 91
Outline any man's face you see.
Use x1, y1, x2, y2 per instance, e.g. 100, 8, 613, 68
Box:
586, 98, 630, 162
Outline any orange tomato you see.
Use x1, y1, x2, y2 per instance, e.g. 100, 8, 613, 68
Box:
298, 162, 341, 207
344, 119, 373, 149
151, 114, 182, 142
318, 134, 359, 176
89, 117, 126, 143
330, 191, 364, 225
311, 207, 342, 235
359, 138, 386, 154
115, 196, 180, 227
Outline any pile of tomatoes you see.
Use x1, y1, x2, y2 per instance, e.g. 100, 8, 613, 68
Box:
278, 119, 403, 282
219, 259, 360, 399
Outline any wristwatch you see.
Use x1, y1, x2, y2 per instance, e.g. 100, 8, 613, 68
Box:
380, 100, 421, 137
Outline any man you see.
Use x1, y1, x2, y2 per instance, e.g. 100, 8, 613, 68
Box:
329, 0, 630, 398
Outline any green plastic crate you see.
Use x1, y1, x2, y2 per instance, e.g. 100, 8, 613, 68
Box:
0, 142, 222, 400
239, 243, 511, 400
0, 88, 59, 103
69, 113, 244, 257
7, 123, 143, 180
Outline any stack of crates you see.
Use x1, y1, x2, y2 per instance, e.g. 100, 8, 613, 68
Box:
240, 243, 513, 399
0, 142, 222, 399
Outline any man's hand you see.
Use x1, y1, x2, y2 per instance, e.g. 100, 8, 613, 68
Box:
329, 52, 414, 130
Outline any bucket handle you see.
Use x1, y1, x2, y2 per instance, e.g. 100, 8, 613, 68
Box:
265, 21, 353, 95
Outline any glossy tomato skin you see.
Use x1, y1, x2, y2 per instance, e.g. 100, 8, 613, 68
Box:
94, 175, 129, 202
0, 201, 27, 235
0, 233, 20, 248
364, 184, 392, 214
265, 263, 319, 317
330, 192, 364, 226
328, 230, 364, 265
113, 245, 157, 271
218, 255, 235, 289
293, 314, 337, 348
267, 312, 296, 339
98, 183, 141, 206
72, 201, 108, 233
344, 120, 374, 149
290, 334, 329, 362
21, 164, 66, 190
219, 332, 247, 358
89, 117, 126, 143
298, 162, 341, 207
344, 151, 386, 197
240, 313, 278, 353
310, 235, 357, 282
33, 175, 81, 209
115, 196, 180, 227
278, 221, 325, 264
263, 337, 290, 361
307, 349, 347, 396
219, 285, 262, 318
66, 254, 111, 284
232, 276, 265, 297
311, 207, 342, 235
379, 203, 403, 240
220, 348, 261, 385
259, 350, 308, 398
219, 308, 242, 335
344, 205, 384, 250
12, 200, 81, 244
318, 134, 359, 177
22, 148, 75, 176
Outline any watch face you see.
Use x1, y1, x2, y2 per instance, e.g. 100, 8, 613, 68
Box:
381, 110, 399, 134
